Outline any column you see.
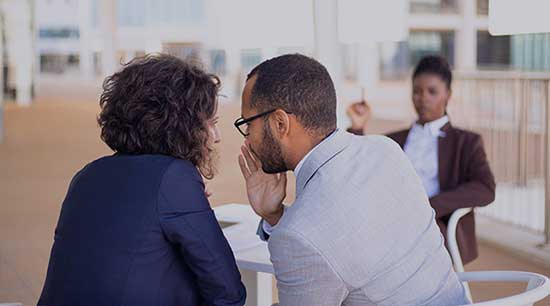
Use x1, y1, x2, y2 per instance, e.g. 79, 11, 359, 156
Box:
0, 13, 4, 142
545, 81, 550, 245
3, 0, 33, 106
79, 0, 94, 78
357, 42, 379, 101
224, 47, 243, 102
456, 0, 477, 71
99, 0, 118, 77
312, 0, 345, 128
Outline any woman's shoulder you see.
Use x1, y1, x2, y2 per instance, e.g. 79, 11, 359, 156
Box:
79, 154, 198, 180
157, 158, 208, 213
158, 158, 203, 192
88, 153, 190, 166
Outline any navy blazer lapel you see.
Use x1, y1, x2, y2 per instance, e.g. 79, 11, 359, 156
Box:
295, 130, 352, 195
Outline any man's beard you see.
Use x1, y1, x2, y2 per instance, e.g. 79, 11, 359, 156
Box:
253, 121, 287, 174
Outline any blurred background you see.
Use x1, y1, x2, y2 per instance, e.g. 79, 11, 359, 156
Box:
0, 0, 549, 304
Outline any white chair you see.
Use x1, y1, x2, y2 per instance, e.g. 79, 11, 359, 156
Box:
457, 271, 550, 305
447, 207, 473, 272
271, 271, 549, 306
448, 207, 475, 301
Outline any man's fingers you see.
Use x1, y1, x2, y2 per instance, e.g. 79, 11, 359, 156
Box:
278, 172, 288, 191
238, 154, 251, 179
244, 139, 263, 168
241, 145, 259, 172
279, 172, 287, 184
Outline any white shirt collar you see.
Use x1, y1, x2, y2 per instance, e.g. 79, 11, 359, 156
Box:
294, 129, 338, 177
412, 115, 449, 137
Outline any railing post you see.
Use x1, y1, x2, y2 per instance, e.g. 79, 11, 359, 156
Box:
518, 79, 529, 186
0, 13, 3, 144
545, 80, 550, 244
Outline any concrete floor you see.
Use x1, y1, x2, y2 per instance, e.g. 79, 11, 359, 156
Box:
0, 79, 548, 305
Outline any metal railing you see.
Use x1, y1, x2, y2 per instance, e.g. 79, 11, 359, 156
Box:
451, 71, 550, 242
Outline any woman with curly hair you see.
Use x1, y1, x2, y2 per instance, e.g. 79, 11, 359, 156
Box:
38, 54, 246, 306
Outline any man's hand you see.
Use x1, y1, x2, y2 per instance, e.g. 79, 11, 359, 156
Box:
238, 143, 287, 226
346, 100, 372, 132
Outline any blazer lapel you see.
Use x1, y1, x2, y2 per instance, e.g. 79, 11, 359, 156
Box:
394, 130, 409, 149
438, 122, 454, 191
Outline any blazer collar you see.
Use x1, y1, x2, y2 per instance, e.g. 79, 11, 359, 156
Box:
295, 129, 352, 195
412, 115, 450, 137
440, 121, 453, 134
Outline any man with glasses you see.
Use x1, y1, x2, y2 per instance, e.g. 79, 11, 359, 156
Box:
236, 54, 469, 306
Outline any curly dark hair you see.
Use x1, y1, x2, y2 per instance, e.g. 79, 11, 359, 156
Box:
98, 53, 220, 179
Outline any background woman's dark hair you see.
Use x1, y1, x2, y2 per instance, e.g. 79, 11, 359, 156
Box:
412, 55, 453, 90
98, 53, 220, 179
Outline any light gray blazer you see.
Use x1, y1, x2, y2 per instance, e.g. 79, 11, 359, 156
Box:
259, 130, 469, 306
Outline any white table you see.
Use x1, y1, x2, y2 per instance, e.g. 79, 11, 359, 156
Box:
213, 204, 275, 306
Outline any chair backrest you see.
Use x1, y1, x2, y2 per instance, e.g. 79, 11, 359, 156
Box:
447, 207, 473, 272
457, 271, 550, 306
448, 207, 474, 301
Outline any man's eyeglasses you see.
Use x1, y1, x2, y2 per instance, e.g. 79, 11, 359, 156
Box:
234, 109, 292, 137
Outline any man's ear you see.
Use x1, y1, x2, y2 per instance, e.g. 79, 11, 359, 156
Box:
270, 109, 291, 138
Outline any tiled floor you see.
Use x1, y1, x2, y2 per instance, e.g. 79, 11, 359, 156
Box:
0, 79, 548, 305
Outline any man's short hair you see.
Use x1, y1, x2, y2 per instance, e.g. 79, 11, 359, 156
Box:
247, 54, 337, 135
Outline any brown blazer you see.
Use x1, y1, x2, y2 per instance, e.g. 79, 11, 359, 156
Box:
349, 122, 496, 264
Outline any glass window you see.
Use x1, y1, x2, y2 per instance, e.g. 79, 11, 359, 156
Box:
40, 54, 80, 73
477, 0, 489, 15
379, 41, 410, 80
477, 31, 511, 70
409, 30, 455, 66
39, 28, 80, 39
379, 30, 455, 80
511, 33, 550, 71
410, 0, 458, 14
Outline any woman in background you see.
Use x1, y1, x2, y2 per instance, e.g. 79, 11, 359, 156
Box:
347, 55, 496, 265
